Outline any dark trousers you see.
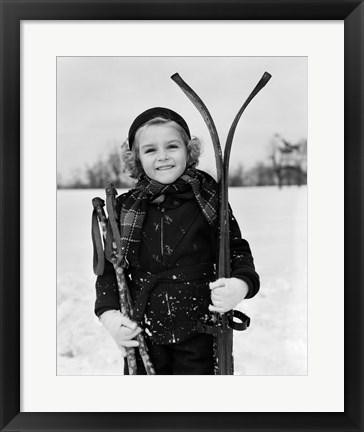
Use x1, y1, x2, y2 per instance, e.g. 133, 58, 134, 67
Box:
124, 333, 214, 375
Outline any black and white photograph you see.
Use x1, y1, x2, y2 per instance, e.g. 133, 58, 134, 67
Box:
57, 56, 307, 376
2, 3, 363, 429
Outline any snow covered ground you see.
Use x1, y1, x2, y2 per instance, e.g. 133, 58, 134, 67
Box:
57, 186, 307, 375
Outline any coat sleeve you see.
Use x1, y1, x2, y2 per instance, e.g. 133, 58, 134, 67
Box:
94, 193, 127, 317
229, 207, 260, 299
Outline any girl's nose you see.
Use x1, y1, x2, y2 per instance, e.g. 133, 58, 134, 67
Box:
157, 149, 168, 160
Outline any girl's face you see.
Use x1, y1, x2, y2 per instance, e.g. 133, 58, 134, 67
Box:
137, 123, 188, 184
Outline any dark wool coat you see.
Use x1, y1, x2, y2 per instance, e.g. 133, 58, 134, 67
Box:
95, 187, 260, 345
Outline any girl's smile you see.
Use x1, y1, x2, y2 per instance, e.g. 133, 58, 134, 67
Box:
137, 123, 188, 184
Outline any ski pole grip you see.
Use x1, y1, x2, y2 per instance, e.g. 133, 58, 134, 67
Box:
105, 183, 118, 197
92, 197, 105, 209
228, 310, 250, 331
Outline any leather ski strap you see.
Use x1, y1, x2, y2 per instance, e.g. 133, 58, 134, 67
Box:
91, 198, 106, 276
197, 309, 250, 334
105, 183, 124, 267
228, 310, 251, 331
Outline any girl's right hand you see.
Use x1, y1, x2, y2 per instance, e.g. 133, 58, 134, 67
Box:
99, 310, 142, 357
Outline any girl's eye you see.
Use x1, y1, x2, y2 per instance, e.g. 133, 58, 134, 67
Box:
168, 144, 179, 149
144, 148, 155, 154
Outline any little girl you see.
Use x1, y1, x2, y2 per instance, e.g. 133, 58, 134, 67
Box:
94, 107, 260, 375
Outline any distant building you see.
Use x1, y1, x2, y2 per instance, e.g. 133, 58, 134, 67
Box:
271, 134, 307, 187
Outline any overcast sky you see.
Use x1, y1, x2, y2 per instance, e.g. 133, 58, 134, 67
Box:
57, 56, 307, 182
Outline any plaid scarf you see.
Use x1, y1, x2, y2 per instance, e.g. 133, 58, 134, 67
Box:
119, 168, 218, 266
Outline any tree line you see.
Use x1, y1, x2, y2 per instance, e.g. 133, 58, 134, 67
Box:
57, 136, 307, 189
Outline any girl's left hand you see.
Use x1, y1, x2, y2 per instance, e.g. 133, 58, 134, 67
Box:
209, 277, 249, 314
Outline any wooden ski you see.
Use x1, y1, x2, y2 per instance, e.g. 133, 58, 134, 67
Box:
171, 72, 272, 374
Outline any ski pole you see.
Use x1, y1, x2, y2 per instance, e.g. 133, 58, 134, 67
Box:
92, 196, 155, 375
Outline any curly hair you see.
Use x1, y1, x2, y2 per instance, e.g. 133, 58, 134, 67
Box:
120, 117, 202, 179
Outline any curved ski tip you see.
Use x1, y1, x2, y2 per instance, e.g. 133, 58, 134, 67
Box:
263, 71, 272, 82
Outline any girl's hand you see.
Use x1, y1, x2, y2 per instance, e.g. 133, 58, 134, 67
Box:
99, 310, 142, 357
209, 277, 249, 314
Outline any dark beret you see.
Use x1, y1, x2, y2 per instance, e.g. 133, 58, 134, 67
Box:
128, 107, 191, 149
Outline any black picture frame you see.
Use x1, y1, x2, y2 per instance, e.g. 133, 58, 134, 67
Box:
1, 1, 363, 431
